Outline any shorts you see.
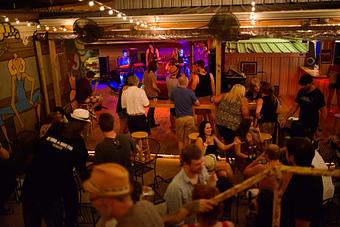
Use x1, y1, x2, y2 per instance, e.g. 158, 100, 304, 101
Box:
176, 116, 197, 143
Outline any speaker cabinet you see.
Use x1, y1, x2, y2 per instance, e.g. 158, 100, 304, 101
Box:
99, 56, 110, 78
334, 42, 340, 65
304, 42, 316, 68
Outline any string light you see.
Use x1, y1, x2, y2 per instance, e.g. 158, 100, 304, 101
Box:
250, 0, 256, 26
4, 17, 9, 22
27, 22, 31, 26
15, 19, 20, 24
81, 0, 151, 29
36, 24, 40, 29
46, 26, 49, 30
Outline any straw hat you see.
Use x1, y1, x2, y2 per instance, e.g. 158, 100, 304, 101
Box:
169, 66, 179, 77
83, 163, 131, 196
204, 154, 217, 172
70, 108, 91, 122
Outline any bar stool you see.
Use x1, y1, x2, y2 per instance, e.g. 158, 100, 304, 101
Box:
188, 132, 199, 144
131, 131, 150, 162
261, 133, 273, 144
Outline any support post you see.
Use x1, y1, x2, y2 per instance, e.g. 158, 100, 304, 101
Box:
35, 40, 50, 114
215, 39, 222, 95
48, 39, 62, 106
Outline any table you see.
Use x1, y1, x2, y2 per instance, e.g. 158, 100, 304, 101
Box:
300, 66, 328, 79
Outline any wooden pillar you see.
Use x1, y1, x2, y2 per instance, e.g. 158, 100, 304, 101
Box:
272, 167, 283, 227
48, 39, 62, 107
215, 39, 222, 95
35, 40, 50, 114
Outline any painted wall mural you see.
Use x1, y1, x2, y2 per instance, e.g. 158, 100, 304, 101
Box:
0, 22, 20, 42
0, 54, 40, 141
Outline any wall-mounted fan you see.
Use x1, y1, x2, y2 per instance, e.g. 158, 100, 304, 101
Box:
73, 18, 103, 43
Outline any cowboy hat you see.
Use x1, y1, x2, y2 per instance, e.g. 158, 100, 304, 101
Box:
83, 163, 131, 196
70, 108, 91, 123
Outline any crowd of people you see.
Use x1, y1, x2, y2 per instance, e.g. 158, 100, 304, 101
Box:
0, 44, 339, 227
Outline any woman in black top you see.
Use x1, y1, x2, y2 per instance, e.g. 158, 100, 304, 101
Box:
255, 82, 279, 136
245, 77, 260, 102
195, 121, 239, 180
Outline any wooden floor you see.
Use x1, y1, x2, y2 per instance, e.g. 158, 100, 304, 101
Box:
1, 84, 340, 226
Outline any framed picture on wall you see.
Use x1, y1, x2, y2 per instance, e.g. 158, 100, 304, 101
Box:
320, 49, 332, 64
240, 62, 257, 75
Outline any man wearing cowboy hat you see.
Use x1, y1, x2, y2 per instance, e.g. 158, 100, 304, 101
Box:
84, 163, 164, 227
22, 108, 90, 227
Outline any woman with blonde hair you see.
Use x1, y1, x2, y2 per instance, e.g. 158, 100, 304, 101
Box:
214, 84, 249, 143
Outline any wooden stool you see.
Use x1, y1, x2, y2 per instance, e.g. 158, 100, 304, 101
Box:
261, 133, 273, 144
131, 131, 150, 162
188, 132, 199, 144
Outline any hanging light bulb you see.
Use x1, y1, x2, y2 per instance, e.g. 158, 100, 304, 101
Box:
136, 21, 140, 25
63, 27, 67, 32
53, 27, 57, 31
251, 1, 256, 6
15, 19, 20, 24
144, 24, 148, 28
251, 6, 255, 11
27, 22, 31, 27
129, 18, 134, 23
117, 13, 122, 18
108, 9, 113, 15
99, 6, 105, 11
89, 1, 94, 6
46, 26, 50, 30
36, 24, 41, 29
4, 17, 9, 22
122, 15, 127, 20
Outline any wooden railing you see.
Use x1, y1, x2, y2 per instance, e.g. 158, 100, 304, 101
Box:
213, 165, 340, 227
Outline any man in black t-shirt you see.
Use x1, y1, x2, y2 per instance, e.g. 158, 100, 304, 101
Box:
22, 109, 90, 227
280, 74, 326, 137
94, 113, 135, 173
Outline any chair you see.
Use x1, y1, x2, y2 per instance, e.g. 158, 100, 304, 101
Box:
73, 170, 99, 227
131, 138, 163, 203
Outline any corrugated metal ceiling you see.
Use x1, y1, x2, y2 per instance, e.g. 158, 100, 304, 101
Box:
225, 38, 308, 53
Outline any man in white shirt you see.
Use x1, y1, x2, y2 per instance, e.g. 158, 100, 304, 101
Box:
312, 149, 335, 201
121, 75, 150, 134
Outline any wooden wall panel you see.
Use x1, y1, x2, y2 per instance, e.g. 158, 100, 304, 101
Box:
225, 53, 306, 96
143, 0, 153, 8
172, 0, 183, 7
212, 0, 222, 5
182, 0, 192, 6
152, 0, 162, 8
163, 0, 172, 7
192, 0, 203, 6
